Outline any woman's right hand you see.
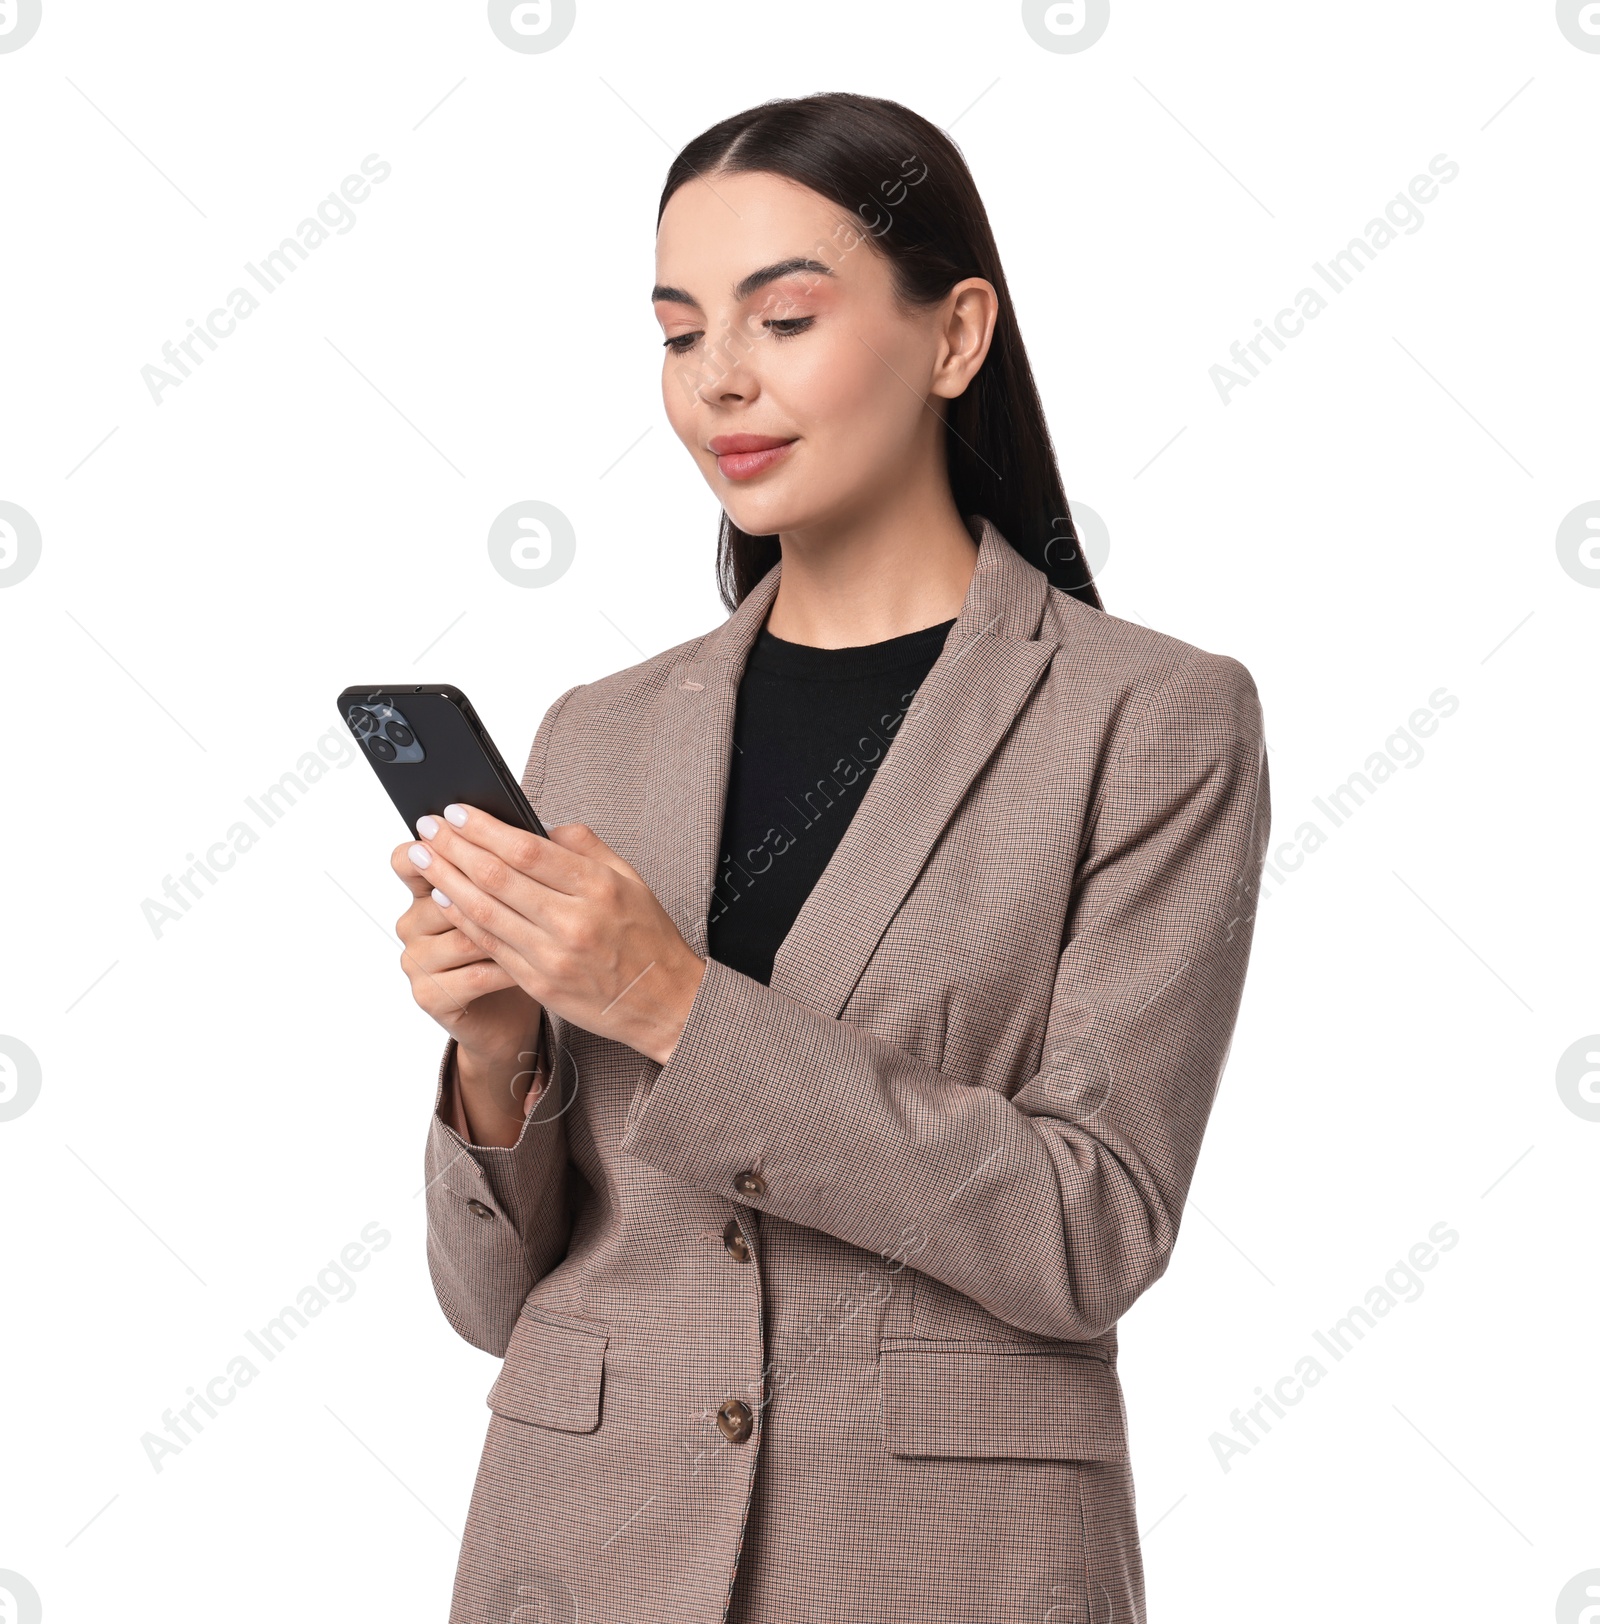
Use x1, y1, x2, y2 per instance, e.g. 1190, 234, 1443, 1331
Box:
392, 841, 545, 1143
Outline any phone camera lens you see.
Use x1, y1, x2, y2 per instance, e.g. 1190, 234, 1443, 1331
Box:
368, 736, 398, 762
385, 722, 415, 747
348, 708, 375, 736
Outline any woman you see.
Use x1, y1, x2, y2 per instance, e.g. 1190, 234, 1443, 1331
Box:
394, 92, 1270, 1624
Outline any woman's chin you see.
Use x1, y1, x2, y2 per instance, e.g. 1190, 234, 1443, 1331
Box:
721, 495, 803, 538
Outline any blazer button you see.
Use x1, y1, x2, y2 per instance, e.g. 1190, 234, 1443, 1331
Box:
466, 1199, 495, 1221
734, 1169, 766, 1197
715, 1399, 754, 1442
722, 1219, 750, 1262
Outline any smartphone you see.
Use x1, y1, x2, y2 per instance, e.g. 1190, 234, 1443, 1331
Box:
336, 684, 547, 839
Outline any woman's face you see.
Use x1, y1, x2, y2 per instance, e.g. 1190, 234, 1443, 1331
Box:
653, 169, 987, 539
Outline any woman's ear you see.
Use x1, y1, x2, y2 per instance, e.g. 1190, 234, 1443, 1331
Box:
930, 278, 999, 401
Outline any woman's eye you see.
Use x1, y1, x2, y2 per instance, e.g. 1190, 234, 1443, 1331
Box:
662, 316, 811, 355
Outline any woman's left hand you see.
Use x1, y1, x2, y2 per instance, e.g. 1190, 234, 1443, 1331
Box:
404, 804, 707, 1066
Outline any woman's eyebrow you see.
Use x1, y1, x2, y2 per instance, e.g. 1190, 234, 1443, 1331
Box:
651, 257, 836, 311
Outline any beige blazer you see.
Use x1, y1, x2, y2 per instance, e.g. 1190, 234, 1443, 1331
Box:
422, 514, 1271, 1624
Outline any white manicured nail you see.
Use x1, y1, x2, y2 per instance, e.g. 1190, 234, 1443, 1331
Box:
408, 844, 431, 869
444, 804, 468, 827
431, 888, 452, 907
416, 815, 439, 838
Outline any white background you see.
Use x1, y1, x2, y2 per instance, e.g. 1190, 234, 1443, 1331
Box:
1, 2, 1595, 1620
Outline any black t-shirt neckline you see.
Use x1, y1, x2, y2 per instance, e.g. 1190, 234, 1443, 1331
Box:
745, 616, 957, 682
706, 613, 957, 986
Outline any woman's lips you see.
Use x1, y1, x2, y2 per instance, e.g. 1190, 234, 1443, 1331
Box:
709, 435, 797, 481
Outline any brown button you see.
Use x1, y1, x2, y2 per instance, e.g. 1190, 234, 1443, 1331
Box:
722, 1219, 750, 1262
715, 1399, 754, 1442
733, 1169, 766, 1197
466, 1199, 495, 1221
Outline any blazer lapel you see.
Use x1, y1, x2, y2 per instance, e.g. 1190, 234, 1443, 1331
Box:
634, 515, 1057, 1016
769, 517, 1056, 1017
635, 558, 782, 960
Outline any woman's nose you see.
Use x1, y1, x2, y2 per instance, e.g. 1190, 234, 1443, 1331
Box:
693, 317, 762, 405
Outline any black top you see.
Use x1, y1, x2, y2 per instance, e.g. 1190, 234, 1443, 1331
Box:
706, 615, 956, 985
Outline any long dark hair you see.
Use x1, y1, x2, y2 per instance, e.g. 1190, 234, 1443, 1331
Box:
657, 91, 1103, 614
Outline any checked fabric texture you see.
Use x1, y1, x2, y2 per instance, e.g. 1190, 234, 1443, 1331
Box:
421, 515, 1272, 1624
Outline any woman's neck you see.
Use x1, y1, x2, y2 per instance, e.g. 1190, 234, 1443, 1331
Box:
761, 493, 979, 649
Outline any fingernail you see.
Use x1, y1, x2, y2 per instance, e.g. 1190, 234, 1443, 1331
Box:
408, 844, 432, 869
431, 888, 452, 908
416, 815, 439, 838
444, 804, 468, 827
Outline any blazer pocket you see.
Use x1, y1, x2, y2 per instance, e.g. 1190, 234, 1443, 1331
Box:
487, 1305, 609, 1434
879, 1344, 1128, 1463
